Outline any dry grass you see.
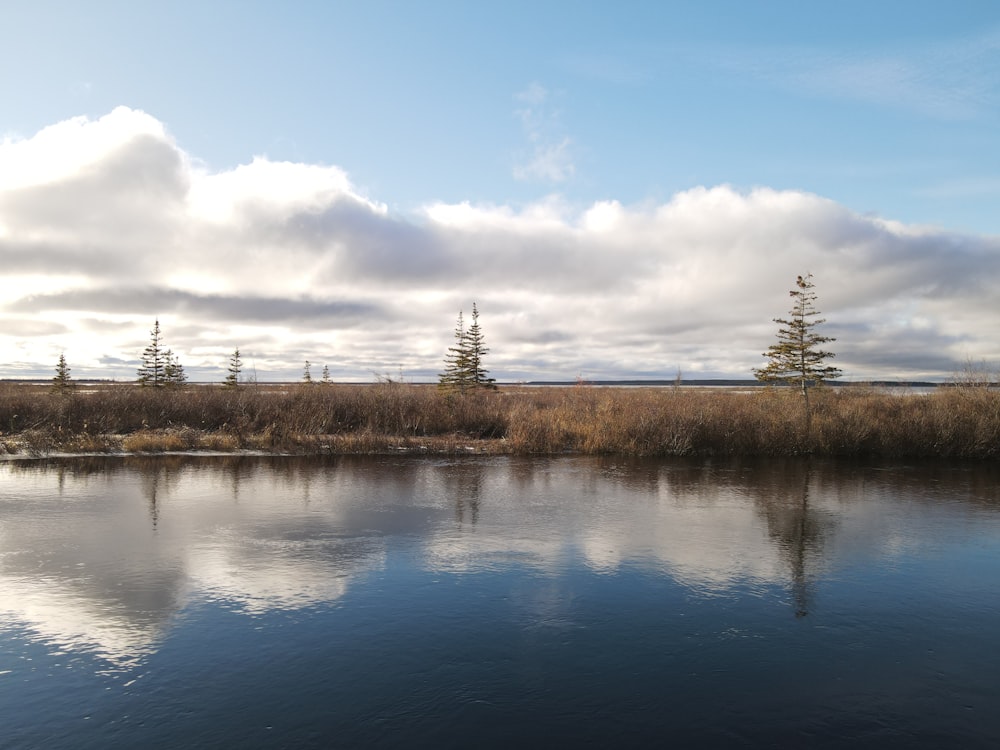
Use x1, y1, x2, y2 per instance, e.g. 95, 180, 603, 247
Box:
0, 381, 997, 458
121, 429, 197, 453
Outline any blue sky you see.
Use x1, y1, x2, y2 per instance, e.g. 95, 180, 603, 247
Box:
1, 1, 999, 381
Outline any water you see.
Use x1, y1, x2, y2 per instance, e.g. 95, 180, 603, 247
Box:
1, 455, 999, 748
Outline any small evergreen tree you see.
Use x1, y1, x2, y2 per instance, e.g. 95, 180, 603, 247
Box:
137, 319, 167, 387
224, 348, 242, 388
52, 353, 73, 392
164, 349, 187, 387
321, 364, 331, 384
754, 274, 841, 417
302, 360, 313, 384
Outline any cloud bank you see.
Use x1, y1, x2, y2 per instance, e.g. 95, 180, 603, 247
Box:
2, 107, 999, 381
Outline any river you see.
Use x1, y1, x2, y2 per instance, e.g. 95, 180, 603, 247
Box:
1, 455, 999, 748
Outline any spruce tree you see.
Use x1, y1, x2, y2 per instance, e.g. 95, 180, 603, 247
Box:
439, 304, 496, 391
137, 319, 167, 387
302, 360, 313, 384
321, 364, 331, 384
439, 311, 469, 391
224, 348, 242, 388
52, 353, 73, 392
754, 274, 841, 415
164, 350, 187, 386
464, 303, 496, 389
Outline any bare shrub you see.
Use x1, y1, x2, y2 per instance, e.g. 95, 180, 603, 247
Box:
0, 381, 998, 458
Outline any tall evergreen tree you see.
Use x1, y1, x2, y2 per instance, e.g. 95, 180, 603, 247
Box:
438, 303, 496, 391
137, 319, 167, 387
439, 310, 468, 390
52, 353, 73, 392
224, 348, 242, 388
464, 303, 496, 389
302, 360, 313, 384
321, 364, 331, 384
754, 274, 841, 414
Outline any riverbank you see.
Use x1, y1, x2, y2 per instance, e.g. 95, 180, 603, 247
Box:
1, 382, 997, 458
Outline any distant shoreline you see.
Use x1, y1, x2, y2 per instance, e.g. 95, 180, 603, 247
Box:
0, 378, 944, 388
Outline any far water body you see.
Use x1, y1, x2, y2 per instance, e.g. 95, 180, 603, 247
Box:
1, 455, 1000, 749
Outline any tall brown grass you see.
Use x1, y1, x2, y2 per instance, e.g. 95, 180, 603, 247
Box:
0, 381, 997, 458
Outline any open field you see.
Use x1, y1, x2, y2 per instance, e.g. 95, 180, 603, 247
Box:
0, 381, 997, 458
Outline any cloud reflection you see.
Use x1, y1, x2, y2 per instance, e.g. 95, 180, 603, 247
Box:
1, 456, 995, 668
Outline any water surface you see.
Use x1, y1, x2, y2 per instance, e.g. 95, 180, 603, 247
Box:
1, 455, 999, 748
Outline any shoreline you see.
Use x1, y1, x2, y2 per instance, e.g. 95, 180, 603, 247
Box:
2, 382, 998, 460
0, 431, 512, 459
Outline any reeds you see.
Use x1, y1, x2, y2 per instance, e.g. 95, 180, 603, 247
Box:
0, 381, 997, 458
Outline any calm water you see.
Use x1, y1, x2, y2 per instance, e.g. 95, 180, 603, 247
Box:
1, 455, 999, 749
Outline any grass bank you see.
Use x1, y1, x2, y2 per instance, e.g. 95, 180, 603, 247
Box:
0, 382, 997, 459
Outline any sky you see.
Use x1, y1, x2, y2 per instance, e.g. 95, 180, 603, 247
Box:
1, 0, 999, 382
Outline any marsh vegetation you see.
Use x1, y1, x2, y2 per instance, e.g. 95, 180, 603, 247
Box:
1, 380, 998, 458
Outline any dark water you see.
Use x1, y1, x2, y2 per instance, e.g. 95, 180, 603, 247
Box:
1, 455, 999, 749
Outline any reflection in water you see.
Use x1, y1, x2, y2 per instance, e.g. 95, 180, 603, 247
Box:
0, 454, 999, 671
4, 455, 1000, 748
745, 459, 829, 617
0, 456, 386, 666
450, 462, 484, 526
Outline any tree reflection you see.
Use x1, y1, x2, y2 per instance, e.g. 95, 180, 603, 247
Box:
449, 461, 483, 525
134, 457, 186, 530
744, 459, 834, 617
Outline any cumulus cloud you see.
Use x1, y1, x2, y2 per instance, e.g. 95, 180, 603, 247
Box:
1, 107, 999, 381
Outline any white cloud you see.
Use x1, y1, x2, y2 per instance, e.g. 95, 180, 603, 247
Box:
581, 200, 625, 232
512, 136, 575, 183
512, 83, 576, 183
1, 108, 999, 381
187, 157, 383, 224
0, 106, 168, 190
